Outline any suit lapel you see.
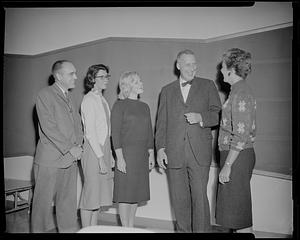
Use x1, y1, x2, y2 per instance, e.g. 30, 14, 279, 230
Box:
173, 79, 186, 105
52, 84, 75, 123
52, 83, 69, 105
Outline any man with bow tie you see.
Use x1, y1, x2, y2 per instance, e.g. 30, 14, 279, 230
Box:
31, 60, 83, 233
155, 49, 221, 232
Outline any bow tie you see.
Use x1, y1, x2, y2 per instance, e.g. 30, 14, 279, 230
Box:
181, 80, 193, 87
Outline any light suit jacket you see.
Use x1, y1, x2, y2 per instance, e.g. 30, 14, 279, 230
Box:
155, 77, 222, 168
80, 91, 110, 158
34, 83, 83, 168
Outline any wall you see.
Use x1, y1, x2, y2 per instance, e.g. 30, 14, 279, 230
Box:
200, 27, 293, 175
3, 28, 293, 234
2, 5, 294, 234
4, 156, 293, 234
3, 27, 293, 175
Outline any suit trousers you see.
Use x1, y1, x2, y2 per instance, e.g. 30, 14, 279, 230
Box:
31, 162, 78, 233
166, 135, 211, 232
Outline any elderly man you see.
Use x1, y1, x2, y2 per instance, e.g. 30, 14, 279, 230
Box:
155, 50, 221, 232
31, 60, 83, 233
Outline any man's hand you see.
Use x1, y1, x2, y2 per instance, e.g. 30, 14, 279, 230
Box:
149, 151, 155, 170
69, 145, 83, 160
184, 112, 203, 125
157, 148, 168, 170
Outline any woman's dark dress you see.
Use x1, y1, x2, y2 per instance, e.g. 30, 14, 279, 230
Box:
111, 98, 153, 203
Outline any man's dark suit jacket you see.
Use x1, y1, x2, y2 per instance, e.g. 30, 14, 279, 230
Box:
34, 83, 83, 168
156, 77, 222, 168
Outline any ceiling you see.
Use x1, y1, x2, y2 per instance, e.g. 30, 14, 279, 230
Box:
4, 2, 293, 55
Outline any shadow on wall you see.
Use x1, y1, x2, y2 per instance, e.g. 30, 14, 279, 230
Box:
215, 61, 230, 98
213, 61, 231, 168
48, 74, 55, 86
173, 60, 180, 79
31, 106, 38, 182
32, 106, 39, 147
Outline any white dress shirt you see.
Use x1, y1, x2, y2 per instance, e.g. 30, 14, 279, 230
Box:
179, 77, 191, 103
179, 77, 203, 127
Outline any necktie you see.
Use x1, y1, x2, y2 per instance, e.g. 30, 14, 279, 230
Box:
181, 80, 193, 87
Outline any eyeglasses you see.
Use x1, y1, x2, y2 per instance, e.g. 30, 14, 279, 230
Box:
95, 74, 111, 79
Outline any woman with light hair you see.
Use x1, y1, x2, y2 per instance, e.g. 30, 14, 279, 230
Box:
111, 71, 155, 227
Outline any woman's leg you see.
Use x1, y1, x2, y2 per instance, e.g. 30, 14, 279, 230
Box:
80, 209, 92, 227
119, 203, 130, 227
90, 209, 99, 226
128, 203, 138, 227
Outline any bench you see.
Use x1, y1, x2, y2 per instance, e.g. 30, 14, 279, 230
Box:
5, 178, 34, 214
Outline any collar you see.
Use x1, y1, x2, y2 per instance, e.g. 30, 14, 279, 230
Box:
179, 76, 185, 85
230, 79, 245, 92
179, 76, 191, 84
91, 88, 103, 97
179, 76, 193, 87
55, 82, 68, 96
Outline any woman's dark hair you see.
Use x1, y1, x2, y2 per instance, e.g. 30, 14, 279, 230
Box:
222, 48, 252, 79
84, 64, 109, 92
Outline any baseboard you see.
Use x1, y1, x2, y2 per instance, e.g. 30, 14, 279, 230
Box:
98, 212, 175, 231
97, 212, 293, 238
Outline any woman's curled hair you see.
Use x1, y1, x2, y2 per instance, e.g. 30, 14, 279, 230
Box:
222, 48, 252, 79
84, 64, 109, 92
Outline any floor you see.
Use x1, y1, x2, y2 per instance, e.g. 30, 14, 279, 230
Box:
4, 207, 292, 238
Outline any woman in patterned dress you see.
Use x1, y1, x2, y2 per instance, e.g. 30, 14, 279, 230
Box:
111, 71, 155, 227
215, 48, 256, 233
79, 64, 114, 227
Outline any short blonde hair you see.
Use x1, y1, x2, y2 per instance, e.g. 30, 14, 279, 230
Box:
118, 71, 141, 99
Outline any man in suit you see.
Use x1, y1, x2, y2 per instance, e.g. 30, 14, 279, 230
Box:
31, 60, 83, 233
155, 49, 221, 232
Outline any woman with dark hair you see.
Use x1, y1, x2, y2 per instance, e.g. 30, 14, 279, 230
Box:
215, 48, 256, 233
79, 64, 114, 227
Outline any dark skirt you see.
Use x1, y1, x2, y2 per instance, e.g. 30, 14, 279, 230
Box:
215, 148, 255, 229
113, 143, 150, 203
